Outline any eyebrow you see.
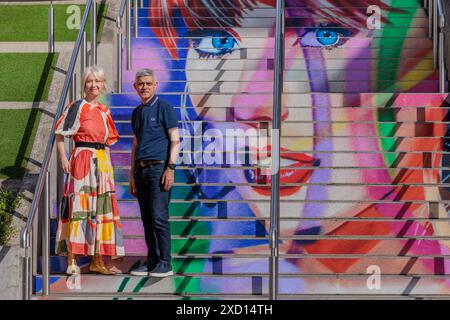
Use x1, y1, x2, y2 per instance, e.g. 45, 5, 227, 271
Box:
149, 0, 400, 58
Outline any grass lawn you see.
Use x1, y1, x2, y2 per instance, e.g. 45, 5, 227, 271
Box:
0, 53, 58, 101
0, 3, 108, 41
0, 109, 42, 179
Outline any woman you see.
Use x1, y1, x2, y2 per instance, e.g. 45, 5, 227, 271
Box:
55, 66, 124, 275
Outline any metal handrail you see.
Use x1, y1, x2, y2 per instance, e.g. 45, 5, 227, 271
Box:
431, 0, 447, 92
436, 0, 447, 93
20, 0, 95, 300
269, 0, 284, 300
116, 0, 132, 92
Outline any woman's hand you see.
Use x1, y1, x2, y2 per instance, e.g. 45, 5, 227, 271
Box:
60, 157, 71, 174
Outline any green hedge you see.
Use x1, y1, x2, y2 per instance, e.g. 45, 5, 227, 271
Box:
0, 189, 17, 245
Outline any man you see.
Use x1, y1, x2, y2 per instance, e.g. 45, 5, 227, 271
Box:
129, 69, 180, 277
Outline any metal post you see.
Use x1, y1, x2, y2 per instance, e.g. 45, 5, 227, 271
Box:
439, 25, 446, 93
117, 31, 123, 93
48, 3, 55, 53
91, 0, 97, 65
22, 244, 32, 300
81, 31, 87, 94
429, 0, 433, 38
134, 0, 138, 38
269, 0, 284, 301
126, 0, 132, 70
434, 0, 438, 69
69, 73, 77, 154
42, 171, 50, 296
56, 158, 64, 222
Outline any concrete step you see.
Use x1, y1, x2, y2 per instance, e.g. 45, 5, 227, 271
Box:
131, 35, 435, 50
113, 167, 450, 184
112, 200, 450, 219
112, 122, 447, 135
38, 255, 450, 276
48, 218, 450, 238
31, 293, 450, 300
134, 28, 431, 39
135, 17, 431, 29
106, 93, 449, 108
33, 274, 450, 296
113, 69, 437, 82
114, 81, 439, 94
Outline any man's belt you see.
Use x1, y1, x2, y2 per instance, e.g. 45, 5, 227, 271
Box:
137, 159, 166, 168
75, 141, 106, 150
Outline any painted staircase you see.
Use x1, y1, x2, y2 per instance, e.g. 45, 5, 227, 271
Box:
35, 0, 450, 299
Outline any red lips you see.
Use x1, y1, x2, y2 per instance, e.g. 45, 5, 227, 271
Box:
250, 147, 319, 197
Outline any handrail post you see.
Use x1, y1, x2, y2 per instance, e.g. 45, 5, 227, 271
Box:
134, 0, 138, 38
439, 12, 447, 93
434, 0, 438, 69
22, 237, 32, 300
42, 171, 50, 296
126, 0, 132, 70
117, 29, 123, 93
81, 31, 87, 94
439, 30, 445, 92
48, 2, 55, 53
69, 73, 77, 154
91, 0, 97, 65
269, 0, 284, 301
429, 0, 433, 37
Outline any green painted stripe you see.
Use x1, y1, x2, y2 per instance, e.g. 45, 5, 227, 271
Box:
377, 1, 417, 166
113, 277, 131, 300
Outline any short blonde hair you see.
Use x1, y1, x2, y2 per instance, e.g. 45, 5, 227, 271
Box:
83, 66, 108, 93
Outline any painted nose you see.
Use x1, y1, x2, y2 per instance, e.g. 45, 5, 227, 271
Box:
231, 38, 288, 123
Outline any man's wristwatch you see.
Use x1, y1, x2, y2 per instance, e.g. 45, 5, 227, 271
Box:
167, 163, 176, 170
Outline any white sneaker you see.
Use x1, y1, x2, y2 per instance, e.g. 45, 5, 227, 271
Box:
130, 265, 149, 276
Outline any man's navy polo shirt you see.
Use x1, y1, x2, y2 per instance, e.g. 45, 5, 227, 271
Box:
131, 95, 178, 162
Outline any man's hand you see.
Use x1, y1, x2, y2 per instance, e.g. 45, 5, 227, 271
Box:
129, 177, 137, 197
161, 168, 174, 191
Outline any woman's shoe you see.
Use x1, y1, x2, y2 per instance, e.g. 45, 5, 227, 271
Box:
89, 254, 115, 275
66, 252, 79, 275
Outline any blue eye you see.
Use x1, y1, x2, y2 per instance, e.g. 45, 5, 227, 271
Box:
316, 29, 339, 46
300, 25, 352, 49
186, 29, 240, 58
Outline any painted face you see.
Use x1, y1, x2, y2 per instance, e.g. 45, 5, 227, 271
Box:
112, 0, 450, 293
182, 5, 393, 235
122, 1, 436, 237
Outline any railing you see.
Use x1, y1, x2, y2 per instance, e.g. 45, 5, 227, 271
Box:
429, 0, 447, 93
20, 0, 97, 300
269, 0, 284, 300
116, 0, 141, 92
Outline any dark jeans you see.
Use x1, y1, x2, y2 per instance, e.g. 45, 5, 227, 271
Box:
134, 163, 172, 268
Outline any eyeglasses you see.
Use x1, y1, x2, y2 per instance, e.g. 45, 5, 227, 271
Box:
136, 82, 156, 88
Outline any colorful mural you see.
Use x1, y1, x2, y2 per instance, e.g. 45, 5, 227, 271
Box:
40, 0, 450, 297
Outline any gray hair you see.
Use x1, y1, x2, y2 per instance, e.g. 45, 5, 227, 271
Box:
135, 68, 156, 82
82, 65, 107, 93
